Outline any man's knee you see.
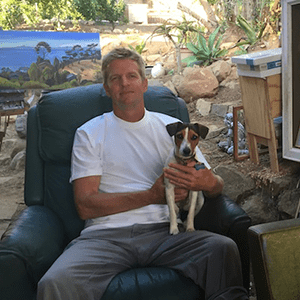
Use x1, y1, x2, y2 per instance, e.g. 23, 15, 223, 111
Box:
208, 234, 240, 258
37, 267, 72, 299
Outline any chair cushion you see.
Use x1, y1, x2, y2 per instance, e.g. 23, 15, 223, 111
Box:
102, 267, 203, 300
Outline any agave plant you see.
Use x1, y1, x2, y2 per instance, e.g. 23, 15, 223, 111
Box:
149, 17, 199, 72
184, 26, 228, 66
235, 15, 266, 47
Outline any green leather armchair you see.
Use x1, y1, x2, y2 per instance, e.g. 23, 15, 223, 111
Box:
0, 84, 251, 300
248, 218, 300, 300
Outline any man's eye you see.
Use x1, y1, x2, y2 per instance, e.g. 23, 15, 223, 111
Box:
191, 135, 198, 140
129, 73, 137, 78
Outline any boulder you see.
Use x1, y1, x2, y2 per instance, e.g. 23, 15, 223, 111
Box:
241, 191, 278, 225
208, 60, 232, 83
277, 189, 300, 219
172, 68, 219, 103
214, 164, 256, 201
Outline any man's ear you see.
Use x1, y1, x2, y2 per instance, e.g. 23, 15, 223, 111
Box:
103, 83, 111, 98
142, 78, 148, 93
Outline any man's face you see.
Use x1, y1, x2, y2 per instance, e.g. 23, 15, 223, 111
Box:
104, 59, 148, 112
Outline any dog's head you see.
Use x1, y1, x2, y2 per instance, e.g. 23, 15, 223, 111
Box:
166, 122, 209, 160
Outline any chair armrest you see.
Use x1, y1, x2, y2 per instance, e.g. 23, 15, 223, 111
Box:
0, 205, 65, 284
195, 194, 251, 291
248, 218, 300, 300
195, 194, 251, 235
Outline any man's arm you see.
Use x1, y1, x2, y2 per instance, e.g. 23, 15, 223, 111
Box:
163, 163, 224, 198
73, 174, 189, 220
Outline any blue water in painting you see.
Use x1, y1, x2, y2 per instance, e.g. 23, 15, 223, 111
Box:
0, 46, 91, 72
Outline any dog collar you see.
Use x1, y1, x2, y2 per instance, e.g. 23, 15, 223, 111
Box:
174, 153, 196, 166
194, 163, 206, 170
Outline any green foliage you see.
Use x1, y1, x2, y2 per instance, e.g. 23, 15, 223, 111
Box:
0, 76, 21, 89
233, 46, 248, 56
235, 15, 266, 47
0, 0, 82, 29
0, 0, 26, 29
22, 80, 49, 89
75, 0, 126, 29
184, 26, 228, 66
50, 79, 78, 90
37, 0, 81, 20
150, 17, 199, 48
128, 41, 146, 55
28, 63, 41, 82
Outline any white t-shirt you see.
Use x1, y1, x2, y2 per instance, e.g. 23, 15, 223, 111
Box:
70, 109, 210, 233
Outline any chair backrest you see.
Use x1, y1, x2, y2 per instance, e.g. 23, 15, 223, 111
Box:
248, 218, 300, 300
25, 84, 190, 241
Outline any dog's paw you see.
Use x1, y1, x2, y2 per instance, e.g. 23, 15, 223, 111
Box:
170, 226, 179, 235
186, 227, 195, 233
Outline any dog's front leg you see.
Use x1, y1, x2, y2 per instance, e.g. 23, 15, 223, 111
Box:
185, 191, 199, 232
165, 183, 180, 235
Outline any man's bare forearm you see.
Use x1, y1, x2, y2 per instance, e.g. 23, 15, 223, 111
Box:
73, 175, 166, 220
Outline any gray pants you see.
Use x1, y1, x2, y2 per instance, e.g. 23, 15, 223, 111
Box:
37, 223, 248, 300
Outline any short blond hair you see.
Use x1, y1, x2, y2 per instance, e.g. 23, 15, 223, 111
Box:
101, 48, 146, 85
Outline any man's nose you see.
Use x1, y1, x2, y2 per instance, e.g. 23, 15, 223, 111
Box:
121, 76, 129, 86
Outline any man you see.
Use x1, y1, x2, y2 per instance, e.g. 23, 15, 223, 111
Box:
37, 48, 249, 300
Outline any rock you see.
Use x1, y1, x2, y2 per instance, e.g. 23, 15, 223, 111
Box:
0, 156, 11, 166
277, 189, 300, 219
208, 60, 232, 83
241, 191, 278, 225
215, 164, 256, 201
173, 68, 219, 103
113, 29, 123, 34
148, 79, 164, 87
146, 54, 161, 63
10, 150, 26, 171
196, 99, 211, 116
210, 103, 229, 117
266, 176, 295, 197
163, 81, 178, 96
10, 139, 26, 159
206, 126, 226, 139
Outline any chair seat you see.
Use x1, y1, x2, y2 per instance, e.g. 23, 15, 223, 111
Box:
102, 267, 204, 300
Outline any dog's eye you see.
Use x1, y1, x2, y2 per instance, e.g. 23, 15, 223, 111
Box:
191, 135, 198, 140
176, 133, 184, 140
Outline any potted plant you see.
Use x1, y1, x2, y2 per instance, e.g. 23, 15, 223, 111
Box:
149, 16, 199, 72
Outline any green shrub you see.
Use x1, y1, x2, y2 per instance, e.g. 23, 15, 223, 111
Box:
75, 0, 126, 30
184, 26, 228, 66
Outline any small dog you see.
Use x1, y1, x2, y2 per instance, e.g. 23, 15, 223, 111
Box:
165, 122, 209, 235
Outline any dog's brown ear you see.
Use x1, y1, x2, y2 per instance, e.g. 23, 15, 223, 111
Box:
192, 123, 209, 139
166, 122, 183, 136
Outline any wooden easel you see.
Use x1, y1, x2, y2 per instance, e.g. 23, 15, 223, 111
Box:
239, 74, 281, 173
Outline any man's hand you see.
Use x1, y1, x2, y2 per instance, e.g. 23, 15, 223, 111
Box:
150, 173, 189, 204
163, 162, 224, 198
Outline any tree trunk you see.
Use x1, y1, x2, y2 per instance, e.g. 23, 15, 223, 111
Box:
177, 2, 216, 34
198, 0, 218, 29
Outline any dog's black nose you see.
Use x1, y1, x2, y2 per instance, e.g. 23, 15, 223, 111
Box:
183, 147, 191, 156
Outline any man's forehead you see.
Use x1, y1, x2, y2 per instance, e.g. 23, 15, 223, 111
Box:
108, 59, 139, 70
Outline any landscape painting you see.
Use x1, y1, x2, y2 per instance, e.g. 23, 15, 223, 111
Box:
0, 30, 101, 90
